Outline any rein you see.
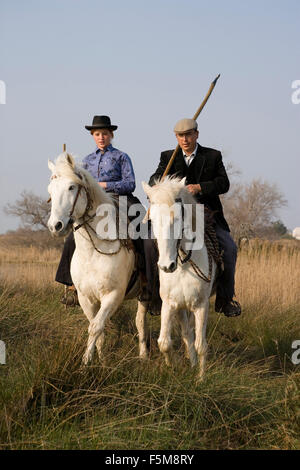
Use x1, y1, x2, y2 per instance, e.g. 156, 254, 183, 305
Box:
174, 197, 195, 264
150, 197, 212, 283
175, 197, 212, 282
70, 184, 132, 256
68, 184, 97, 232
179, 247, 212, 282
69, 186, 83, 222
49, 171, 131, 256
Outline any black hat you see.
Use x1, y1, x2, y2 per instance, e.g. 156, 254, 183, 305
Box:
85, 115, 118, 131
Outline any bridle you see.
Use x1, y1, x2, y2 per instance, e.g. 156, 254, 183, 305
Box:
149, 197, 195, 265
174, 197, 212, 281
150, 197, 212, 282
174, 197, 195, 265
48, 173, 95, 231
62, 178, 124, 256
71, 185, 95, 232
48, 173, 128, 256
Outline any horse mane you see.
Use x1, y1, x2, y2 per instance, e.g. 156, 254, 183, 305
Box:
149, 176, 200, 232
150, 175, 196, 206
53, 152, 114, 207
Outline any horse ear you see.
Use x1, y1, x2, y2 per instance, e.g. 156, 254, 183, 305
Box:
66, 153, 75, 168
180, 177, 187, 186
142, 181, 151, 197
142, 208, 150, 224
48, 160, 55, 173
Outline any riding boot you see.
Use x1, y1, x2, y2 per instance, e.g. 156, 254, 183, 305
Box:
214, 223, 241, 317
55, 231, 75, 286
142, 236, 162, 315
215, 297, 241, 317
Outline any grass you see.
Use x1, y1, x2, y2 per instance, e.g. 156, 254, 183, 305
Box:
0, 239, 299, 449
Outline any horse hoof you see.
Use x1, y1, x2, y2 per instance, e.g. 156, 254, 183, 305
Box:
82, 353, 92, 366
139, 352, 149, 360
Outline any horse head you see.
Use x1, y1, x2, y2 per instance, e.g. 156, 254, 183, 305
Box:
47, 153, 91, 237
143, 176, 201, 273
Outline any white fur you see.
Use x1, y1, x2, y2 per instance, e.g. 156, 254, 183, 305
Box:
48, 153, 148, 364
142, 177, 216, 379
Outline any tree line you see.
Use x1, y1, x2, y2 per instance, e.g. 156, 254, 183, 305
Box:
3, 162, 290, 245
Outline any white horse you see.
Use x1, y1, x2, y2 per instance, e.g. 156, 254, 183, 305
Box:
142, 177, 217, 379
47, 153, 148, 364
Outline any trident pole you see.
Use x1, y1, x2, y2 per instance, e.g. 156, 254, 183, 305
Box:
161, 74, 220, 179
144, 75, 220, 220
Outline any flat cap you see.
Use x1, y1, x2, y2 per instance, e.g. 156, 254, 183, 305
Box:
174, 118, 198, 134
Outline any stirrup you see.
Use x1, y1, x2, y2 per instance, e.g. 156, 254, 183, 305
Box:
215, 298, 241, 317
60, 288, 80, 307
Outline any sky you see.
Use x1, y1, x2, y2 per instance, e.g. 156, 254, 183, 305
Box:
0, 0, 299, 233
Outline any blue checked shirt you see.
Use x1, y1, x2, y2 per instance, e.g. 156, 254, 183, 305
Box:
81, 144, 136, 195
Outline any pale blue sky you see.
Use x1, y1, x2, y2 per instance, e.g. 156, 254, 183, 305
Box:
0, 0, 299, 233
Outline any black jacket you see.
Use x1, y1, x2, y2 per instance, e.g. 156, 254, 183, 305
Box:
148, 144, 230, 232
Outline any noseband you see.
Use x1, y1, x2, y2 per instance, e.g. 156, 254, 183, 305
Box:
70, 185, 96, 231
68, 185, 82, 224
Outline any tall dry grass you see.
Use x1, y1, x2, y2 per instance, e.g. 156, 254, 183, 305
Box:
0, 243, 61, 288
236, 239, 300, 309
0, 239, 299, 449
0, 244, 60, 264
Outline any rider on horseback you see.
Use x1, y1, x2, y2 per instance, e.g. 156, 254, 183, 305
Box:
148, 118, 241, 318
55, 115, 159, 312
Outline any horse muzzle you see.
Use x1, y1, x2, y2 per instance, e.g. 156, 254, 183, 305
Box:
158, 260, 177, 273
48, 218, 73, 237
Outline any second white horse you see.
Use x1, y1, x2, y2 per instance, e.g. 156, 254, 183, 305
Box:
143, 177, 217, 379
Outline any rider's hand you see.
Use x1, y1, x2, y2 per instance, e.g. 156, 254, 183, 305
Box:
98, 182, 107, 189
186, 184, 201, 195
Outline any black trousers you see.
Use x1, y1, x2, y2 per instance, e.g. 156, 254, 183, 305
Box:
214, 224, 237, 302
55, 231, 75, 286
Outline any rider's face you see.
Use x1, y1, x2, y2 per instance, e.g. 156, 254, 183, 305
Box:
92, 129, 113, 150
175, 129, 199, 155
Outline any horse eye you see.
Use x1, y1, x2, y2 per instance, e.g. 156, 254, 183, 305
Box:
69, 185, 75, 191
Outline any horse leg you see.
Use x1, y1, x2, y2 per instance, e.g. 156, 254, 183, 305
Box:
135, 300, 148, 359
77, 293, 105, 360
158, 301, 174, 366
176, 310, 197, 367
77, 292, 100, 322
82, 291, 121, 365
193, 301, 209, 380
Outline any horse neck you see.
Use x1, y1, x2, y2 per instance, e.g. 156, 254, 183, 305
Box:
73, 192, 121, 254
178, 189, 206, 258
